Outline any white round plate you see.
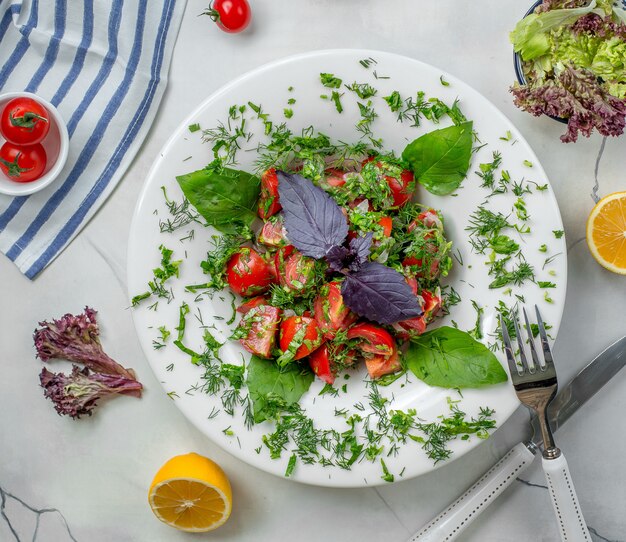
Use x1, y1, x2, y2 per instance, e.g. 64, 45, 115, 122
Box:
128, 50, 567, 487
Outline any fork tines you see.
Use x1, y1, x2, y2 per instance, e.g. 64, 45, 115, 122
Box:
500, 305, 556, 381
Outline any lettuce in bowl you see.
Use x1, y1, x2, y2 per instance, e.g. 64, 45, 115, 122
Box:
511, 0, 626, 142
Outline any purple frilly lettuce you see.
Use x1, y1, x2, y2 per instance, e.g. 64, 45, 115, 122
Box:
33, 307, 138, 381
511, 65, 626, 142
40, 366, 142, 419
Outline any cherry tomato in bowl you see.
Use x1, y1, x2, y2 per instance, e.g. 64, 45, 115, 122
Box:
0, 96, 50, 145
204, 0, 251, 34
0, 142, 46, 182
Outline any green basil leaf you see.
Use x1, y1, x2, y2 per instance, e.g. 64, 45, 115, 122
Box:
176, 166, 260, 234
405, 326, 507, 388
402, 121, 473, 196
246, 355, 314, 423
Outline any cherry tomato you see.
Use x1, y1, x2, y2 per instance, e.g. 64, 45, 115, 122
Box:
0, 97, 50, 145
377, 216, 393, 237
365, 348, 402, 380
313, 281, 358, 339
405, 274, 419, 296
226, 248, 274, 296
273, 245, 295, 278
237, 305, 281, 358
280, 252, 316, 293
279, 315, 323, 361
258, 168, 281, 219
204, 0, 251, 33
258, 216, 287, 247
308, 344, 335, 385
236, 295, 268, 314
0, 142, 46, 183
347, 323, 395, 357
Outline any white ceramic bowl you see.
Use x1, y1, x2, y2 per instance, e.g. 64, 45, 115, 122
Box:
0, 91, 69, 196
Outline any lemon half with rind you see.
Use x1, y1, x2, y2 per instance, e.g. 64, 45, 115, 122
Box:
148, 453, 232, 532
586, 191, 626, 275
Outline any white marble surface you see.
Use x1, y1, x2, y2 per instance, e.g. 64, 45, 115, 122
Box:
1, 1, 626, 541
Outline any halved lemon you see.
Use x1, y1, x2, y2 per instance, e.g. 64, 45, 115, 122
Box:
148, 453, 232, 532
586, 191, 626, 275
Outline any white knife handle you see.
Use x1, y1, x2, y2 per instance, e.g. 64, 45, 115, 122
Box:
542, 452, 591, 542
408, 442, 536, 542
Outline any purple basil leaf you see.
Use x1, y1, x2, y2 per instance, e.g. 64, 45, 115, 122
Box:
326, 245, 351, 273
341, 261, 423, 325
276, 171, 348, 259
349, 232, 373, 269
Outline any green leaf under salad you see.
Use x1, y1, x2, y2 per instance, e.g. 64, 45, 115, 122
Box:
176, 165, 260, 234
402, 121, 473, 196
405, 326, 508, 389
246, 355, 314, 423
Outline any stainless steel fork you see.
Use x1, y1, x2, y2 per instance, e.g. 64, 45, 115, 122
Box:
501, 306, 591, 542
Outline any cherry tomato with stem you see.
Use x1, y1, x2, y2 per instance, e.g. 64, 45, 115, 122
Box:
0, 97, 50, 145
0, 142, 46, 183
203, 0, 251, 34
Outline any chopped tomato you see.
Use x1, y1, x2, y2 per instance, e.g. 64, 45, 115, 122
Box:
324, 168, 347, 188
279, 315, 323, 360
377, 216, 393, 237
281, 252, 316, 293
366, 348, 402, 380
258, 168, 282, 219
237, 305, 281, 358
273, 245, 295, 278
258, 216, 287, 247
237, 296, 268, 314
313, 280, 358, 339
347, 323, 395, 356
421, 288, 443, 322
384, 169, 413, 208
409, 209, 443, 231
405, 274, 419, 296
226, 248, 274, 296
308, 344, 335, 385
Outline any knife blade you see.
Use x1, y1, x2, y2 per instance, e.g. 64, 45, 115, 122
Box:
530, 335, 626, 447
409, 335, 626, 542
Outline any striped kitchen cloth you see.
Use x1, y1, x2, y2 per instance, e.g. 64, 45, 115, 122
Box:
0, 0, 187, 278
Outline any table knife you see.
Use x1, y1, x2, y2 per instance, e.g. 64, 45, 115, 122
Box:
409, 336, 626, 542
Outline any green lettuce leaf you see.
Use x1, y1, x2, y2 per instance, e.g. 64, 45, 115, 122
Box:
176, 166, 260, 234
401, 121, 473, 196
510, 0, 600, 61
405, 327, 508, 388
246, 355, 314, 423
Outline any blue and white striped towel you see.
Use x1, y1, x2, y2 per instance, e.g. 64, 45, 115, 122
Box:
0, 0, 187, 278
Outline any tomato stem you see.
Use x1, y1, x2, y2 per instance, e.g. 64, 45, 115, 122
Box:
201, 7, 220, 22
10, 111, 48, 130
0, 153, 33, 177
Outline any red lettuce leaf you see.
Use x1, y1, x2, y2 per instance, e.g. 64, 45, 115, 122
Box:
276, 171, 348, 258
511, 66, 626, 142
341, 261, 423, 325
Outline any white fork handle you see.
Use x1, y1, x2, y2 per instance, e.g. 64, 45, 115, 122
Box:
542, 453, 591, 542
408, 442, 536, 542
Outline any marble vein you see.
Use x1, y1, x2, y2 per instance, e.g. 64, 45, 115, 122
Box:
0, 485, 77, 542
591, 137, 607, 204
